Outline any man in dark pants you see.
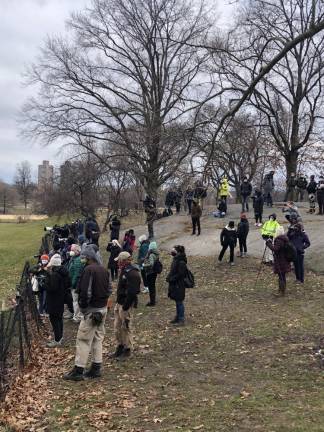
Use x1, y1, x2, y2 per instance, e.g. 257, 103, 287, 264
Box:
185, 186, 194, 215
317, 176, 324, 215
240, 176, 252, 212
218, 221, 237, 265
191, 200, 202, 236
286, 173, 297, 201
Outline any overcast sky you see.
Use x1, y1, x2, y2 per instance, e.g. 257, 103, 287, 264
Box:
0, 0, 234, 183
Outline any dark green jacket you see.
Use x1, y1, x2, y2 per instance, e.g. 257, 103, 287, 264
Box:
68, 256, 83, 290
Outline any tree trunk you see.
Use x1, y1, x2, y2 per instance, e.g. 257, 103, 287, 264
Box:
284, 150, 298, 199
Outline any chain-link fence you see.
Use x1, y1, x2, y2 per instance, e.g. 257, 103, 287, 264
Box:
0, 233, 52, 401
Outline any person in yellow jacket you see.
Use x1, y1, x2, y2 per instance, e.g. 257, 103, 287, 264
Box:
260, 213, 281, 263
219, 178, 230, 202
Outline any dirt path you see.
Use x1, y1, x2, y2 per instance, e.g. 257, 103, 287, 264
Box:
129, 202, 324, 273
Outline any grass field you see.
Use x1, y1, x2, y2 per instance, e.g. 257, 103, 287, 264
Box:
2, 254, 324, 431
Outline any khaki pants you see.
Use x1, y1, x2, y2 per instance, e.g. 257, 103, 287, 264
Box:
114, 304, 133, 349
75, 312, 106, 368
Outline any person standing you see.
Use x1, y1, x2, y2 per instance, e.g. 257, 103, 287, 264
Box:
296, 174, 308, 202
167, 245, 188, 325
137, 235, 150, 293
185, 186, 194, 215
109, 215, 121, 241
30, 254, 50, 316
240, 177, 252, 212
261, 214, 281, 264
287, 223, 310, 284
111, 252, 141, 360
165, 189, 175, 215
68, 244, 84, 323
64, 248, 111, 381
218, 221, 237, 265
107, 239, 122, 282
317, 176, 324, 215
143, 241, 160, 306
266, 232, 291, 296
122, 229, 136, 254
218, 177, 230, 202
193, 181, 207, 208
237, 214, 249, 257
306, 175, 317, 214
191, 200, 202, 236
174, 188, 183, 214
286, 173, 297, 201
252, 190, 264, 227
262, 172, 275, 207
46, 254, 71, 347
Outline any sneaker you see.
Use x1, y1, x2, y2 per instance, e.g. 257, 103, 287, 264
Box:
230, 262, 235, 266
84, 363, 102, 379
72, 317, 81, 323
63, 366, 84, 381
254, 223, 258, 226
63, 311, 73, 319
46, 339, 62, 348
109, 344, 125, 359
142, 287, 149, 294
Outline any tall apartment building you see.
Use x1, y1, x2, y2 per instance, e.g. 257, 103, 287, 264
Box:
38, 160, 54, 190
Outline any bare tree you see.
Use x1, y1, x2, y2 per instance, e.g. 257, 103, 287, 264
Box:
14, 161, 34, 209
22, 0, 213, 200
0, 181, 18, 214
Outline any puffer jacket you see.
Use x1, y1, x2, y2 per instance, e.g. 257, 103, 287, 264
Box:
167, 254, 188, 302
220, 227, 237, 246
219, 179, 229, 197
68, 255, 83, 290
143, 242, 159, 275
46, 266, 71, 315
261, 219, 281, 238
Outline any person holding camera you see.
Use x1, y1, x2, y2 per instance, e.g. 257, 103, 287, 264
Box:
64, 246, 112, 381
287, 223, 310, 284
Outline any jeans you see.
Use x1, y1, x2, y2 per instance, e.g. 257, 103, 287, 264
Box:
147, 272, 157, 305
294, 252, 304, 283
38, 289, 47, 315
192, 217, 201, 235
176, 301, 185, 321
187, 200, 193, 214
317, 193, 324, 214
49, 313, 63, 342
265, 193, 273, 206
219, 244, 235, 263
255, 213, 262, 223
239, 236, 247, 253
141, 269, 148, 288
241, 195, 249, 212
148, 221, 154, 240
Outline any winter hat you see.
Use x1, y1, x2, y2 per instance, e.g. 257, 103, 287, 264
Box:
78, 234, 86, 245
81, 245, 98, 262
275, 226, 285, 238
47, 253, 62, 267
40, 254, 49, 262
71, 244, 81, 255
112, 239, 121, 248
149, 241, 158, 251
228, 221, 235, 228
115, 251, 131, 262
269, 213, 277, 220
138, 235, 147, 244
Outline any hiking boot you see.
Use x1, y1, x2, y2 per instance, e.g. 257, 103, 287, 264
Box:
84, 363, 102, 379
63, 366, 84, 381
109, 344, 125, 359
116, 348, 131, 361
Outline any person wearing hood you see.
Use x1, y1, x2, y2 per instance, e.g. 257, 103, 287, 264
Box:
64, 247, 112, 381
191, 200, 202, 236
45, 254, 71, 347
306, 175, 317, 214
237, 213, 249, 257
317, 175, 324, 215
85, 217, 100, 246
218, 221, 237, 265
218, 178, 230, 202
143, 241, 160, 306
266, 229, 291, 296
137, 235, 150, 293
109, 215, 121, 241
287, 223, 310, 284
166, 245, 188, 325
261, 214, 281, 264
111, 251, 141, 360
68, 244, 84, 322
107, 239, 122, 281
240, 177, 252, 212
252, 190, 264, 227
81, 242, 103, 266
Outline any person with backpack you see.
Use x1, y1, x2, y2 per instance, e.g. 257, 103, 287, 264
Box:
68, 244, 84, 323
110, 251, 141, 360
261, 214, 281, 264
109, 215, 121, 241
143, 241, 161, 306
240, 176, 252, 212
64, 247, 112, 381
296, 174, 308, 202
287, 223, 310, 284
237, 213, 249, 257
122, 229, 136, 254
306, 175, 317, 214
45, 253, 71, 347
317, 176, 324, 215
191, 200, 202, 236
107, 239, 122, 282
266, 228, 292, 296
218, 221, 237, 265
252, 190, 264, 227
166, 245, 189, 325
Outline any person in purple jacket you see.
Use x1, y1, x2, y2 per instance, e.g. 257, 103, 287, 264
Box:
287, 223, 310, 284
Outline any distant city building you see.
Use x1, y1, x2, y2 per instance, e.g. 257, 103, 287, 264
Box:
60, 160, 72, 184
38, 160, 54, 190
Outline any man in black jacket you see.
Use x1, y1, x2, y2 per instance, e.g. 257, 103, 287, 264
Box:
64, 247, 111, 381
111, 251, 141, 360
306, 175, 317, 214
240, 177, 252, 212
296, 174, 308, 202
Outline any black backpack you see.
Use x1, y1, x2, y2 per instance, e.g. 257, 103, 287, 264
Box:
184, 268, 195, 289
153, 258, 163, 274
283, 241, 297, 262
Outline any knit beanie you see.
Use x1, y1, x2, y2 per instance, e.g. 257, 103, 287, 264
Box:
48, 253, 62, 267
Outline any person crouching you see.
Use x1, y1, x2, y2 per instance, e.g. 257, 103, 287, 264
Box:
64, 247, 111, 381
